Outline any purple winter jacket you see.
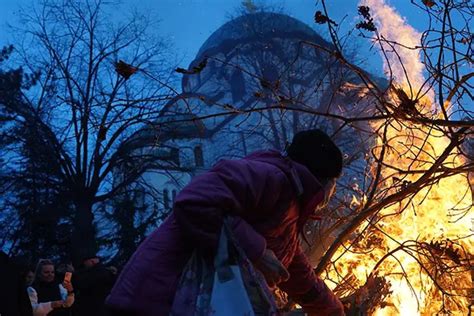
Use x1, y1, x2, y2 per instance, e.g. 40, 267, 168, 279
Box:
106, 150, 344, 315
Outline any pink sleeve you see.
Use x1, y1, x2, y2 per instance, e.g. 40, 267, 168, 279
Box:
228, 216, 266, 261
279, 247, 345, 316
174, 159, 290, 262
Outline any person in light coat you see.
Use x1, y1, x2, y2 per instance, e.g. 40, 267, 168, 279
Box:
27, 259, 74, 316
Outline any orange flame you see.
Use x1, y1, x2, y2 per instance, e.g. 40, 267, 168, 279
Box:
326, 1, 473, 315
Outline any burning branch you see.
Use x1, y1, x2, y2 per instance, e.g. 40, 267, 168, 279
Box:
316, 127, 468, 274
306, 1, 474, 314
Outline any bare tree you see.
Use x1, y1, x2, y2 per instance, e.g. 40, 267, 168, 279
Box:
0, 0, 175, 261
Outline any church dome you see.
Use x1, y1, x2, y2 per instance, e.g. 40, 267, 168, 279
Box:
194, 11, 330, 61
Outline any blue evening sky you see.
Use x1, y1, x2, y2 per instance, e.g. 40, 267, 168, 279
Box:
0, 0, 430, 73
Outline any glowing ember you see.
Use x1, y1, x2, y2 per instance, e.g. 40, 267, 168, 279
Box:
325, 0, 473, 315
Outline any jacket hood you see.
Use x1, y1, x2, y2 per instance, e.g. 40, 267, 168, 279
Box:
244, 150, 324, 224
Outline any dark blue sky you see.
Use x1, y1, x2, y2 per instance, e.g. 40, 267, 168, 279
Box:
0, 0, 430, 72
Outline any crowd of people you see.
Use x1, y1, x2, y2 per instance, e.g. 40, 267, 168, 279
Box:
0, 250, 117, 316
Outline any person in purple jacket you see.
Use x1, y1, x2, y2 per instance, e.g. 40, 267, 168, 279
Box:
106, 129, 345, 316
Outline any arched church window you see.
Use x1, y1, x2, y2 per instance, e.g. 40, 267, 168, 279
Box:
261, 63, 279, 87
163, 189, 170, 210
230, 69, 246, 103
170, 147, 180, 166
194, 145, 204, 167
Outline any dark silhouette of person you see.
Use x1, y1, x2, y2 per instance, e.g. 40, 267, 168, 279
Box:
0, 251, 33, 316
73, 252, 117, 316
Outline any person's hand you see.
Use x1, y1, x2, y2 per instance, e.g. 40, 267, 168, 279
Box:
51, 300, 65, 309
254, 249, 290, 287
62, 280, 73, 292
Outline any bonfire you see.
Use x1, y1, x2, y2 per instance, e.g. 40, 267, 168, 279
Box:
297, 1, 473, 315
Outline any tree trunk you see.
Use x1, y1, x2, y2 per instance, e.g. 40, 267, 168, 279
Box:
71, 198, 97, 266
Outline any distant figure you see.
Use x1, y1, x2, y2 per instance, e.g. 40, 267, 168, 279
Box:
0, 251, 33, 316
13, 256, 35, 288
25, 269, 35, 287
107, 129, 345, 316
73, 252, 117, 316
27, 259, 74, 316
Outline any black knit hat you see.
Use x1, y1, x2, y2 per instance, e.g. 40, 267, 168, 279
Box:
287, 129, 343, 179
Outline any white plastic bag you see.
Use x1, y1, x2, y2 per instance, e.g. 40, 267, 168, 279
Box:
171, 218, 278, 315
210, 265, 255, 315
209, 225, 255, 315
